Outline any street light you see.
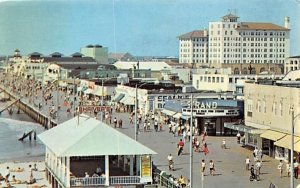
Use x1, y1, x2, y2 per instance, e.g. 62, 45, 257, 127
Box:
134, 82, 147, 141
100, 77, 114, 122
290, 106, 300, 188
189, 94, 194, 188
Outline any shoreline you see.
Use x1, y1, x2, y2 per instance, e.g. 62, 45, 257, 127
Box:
0, 104, 46, 163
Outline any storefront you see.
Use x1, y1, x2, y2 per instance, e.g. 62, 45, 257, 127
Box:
164, 99, 241, 136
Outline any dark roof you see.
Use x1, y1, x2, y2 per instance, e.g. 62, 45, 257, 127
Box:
71, 52, 83, 57
289, 55, 300, 58
94, 44, 102, 48
55, 63, 100, 70
236, 22, 289, 31
222, 13, 239, 19
50, 52, 63, 57
43, 57, 96, 63
86, 44, 94, 48
178, 30, 207, 39
15, 49, 20, 52
29, 52, 43, 57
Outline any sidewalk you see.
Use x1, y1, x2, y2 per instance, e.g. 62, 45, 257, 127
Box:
112, 111, 300, 188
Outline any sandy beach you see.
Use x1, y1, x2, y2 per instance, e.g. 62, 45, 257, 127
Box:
0, 103, 49, 187
0, 161, 50, 188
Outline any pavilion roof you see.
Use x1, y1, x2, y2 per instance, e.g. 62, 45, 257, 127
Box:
38, 115, 156, 157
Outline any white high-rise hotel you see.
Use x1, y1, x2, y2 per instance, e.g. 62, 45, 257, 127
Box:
178, 13, 290, 68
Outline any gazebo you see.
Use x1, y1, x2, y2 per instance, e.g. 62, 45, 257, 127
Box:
38, 115, 156, 188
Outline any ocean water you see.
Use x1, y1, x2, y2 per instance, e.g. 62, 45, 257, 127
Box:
0, 117, 45, 163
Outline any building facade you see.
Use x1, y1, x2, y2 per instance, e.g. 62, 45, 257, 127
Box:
178, 30, 209, 64
80, 44, 108, 64
178, 13, 290, 68
285, 55, 300, 74
242, 82, 300, 160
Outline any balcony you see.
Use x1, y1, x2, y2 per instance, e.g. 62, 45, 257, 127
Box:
70, 176, 140, 187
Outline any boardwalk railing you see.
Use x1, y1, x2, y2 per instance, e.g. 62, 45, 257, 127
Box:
70, 176, 140, 187
70, 177, 105, 186
109, 176, 140, 185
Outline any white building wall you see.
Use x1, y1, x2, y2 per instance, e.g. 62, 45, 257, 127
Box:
244, 83, 300, 135
285, 57, 300, 73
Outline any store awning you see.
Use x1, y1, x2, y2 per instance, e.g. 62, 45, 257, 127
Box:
245, 121, 270, 130
293, 141, 300, 152
84, 88, 93, 94
275, 135, 300, 149
112, 93, 125, 102
120, 96, 135, 105
224, 122, 266, 134
181, 115, 191, 120
161, 109, 176, 116
173, 113, 182, 119
92, 90, 107, 97
260, 130, 286, 141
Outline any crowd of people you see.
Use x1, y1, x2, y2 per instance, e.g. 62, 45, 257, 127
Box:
0, 164, 39, 187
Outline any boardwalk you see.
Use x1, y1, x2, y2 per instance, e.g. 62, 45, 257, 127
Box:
1, 73, 300, 187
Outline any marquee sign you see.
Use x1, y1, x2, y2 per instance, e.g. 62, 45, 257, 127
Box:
78, 106, 110, 113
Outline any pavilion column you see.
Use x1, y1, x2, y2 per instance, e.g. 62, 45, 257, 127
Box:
136, 155, 140, 176
123, 155, 127, 172
66, 157, 70, 188
105, 155, 110, 186
117, 155, 120, 168
130, 155, 134, 176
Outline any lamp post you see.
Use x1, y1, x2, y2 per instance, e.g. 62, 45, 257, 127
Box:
290, 107, 300, 188
134, 82, 147, 141
189, 94, 193, 188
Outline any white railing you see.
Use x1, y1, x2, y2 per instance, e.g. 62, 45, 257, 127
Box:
70, 177, 105, 187
70, 176, 141, 187
109, 176, 140, 185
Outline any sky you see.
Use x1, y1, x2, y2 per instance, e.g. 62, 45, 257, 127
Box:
0, 0, 299, 57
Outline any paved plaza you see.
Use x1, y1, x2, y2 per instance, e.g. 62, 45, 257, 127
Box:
1, 74, 300, 187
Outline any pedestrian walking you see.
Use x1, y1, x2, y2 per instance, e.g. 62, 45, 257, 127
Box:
245, 156, 251, 171
201, 159, 206, 174
209, 160, 215, 175
221, 139, 226, 149
255, 161, 261, 175
113, 117, 117, 128
177, 139, 184, 156
167, 154, 174, 171
286, 161, 290, 177
236, 132, 241, 143
278, 160, 283, 178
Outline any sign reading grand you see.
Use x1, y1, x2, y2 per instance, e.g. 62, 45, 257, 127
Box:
78, 106, 110, 113
194, 101, 218, 109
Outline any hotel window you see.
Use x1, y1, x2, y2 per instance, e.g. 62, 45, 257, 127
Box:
208, 77, 211, 82
212, 77, 215, 82
197, 80, 199, 89
247, 99, 253, 117
257, 100, 261, 112
263, 100, 266, 113
221, 77, 224, 83
280, 102, 283, 116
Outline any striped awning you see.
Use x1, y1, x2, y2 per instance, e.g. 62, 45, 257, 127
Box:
112, 93, 125, 102
120, 96, 134, 105
173, 113, 182, 119
224, 122, 266, 134
161, 109, 176, 116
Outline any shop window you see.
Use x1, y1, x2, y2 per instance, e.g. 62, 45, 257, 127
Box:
248, 133, 258, 146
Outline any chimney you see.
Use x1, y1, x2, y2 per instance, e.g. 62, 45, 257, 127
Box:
284, 17, 290, 29
203, 29, 208, 37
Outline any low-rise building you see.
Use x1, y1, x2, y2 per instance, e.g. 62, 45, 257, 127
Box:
39, 115, 156, 188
